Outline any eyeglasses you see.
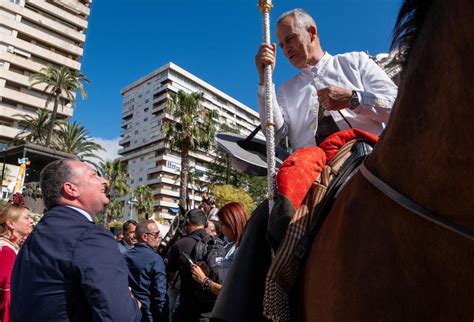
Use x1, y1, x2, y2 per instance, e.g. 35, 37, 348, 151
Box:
146, 232, 161, 239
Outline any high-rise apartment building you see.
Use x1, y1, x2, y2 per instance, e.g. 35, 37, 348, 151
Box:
0, 0, 91, 146
119, 62, 262, 219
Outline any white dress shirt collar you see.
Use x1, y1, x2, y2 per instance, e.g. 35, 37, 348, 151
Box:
65, 206, 93, 222
301, 52, 332, 76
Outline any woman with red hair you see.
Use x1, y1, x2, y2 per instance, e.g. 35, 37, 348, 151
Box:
191, 202, 249, 295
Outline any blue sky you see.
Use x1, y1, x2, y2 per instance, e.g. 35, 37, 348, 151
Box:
72, 0, 401, 155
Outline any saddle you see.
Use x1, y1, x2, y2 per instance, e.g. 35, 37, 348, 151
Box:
264, 129, 377, 321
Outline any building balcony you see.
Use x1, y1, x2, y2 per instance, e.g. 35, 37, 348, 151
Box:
0, 87, 73, 117
147, 176, 176, 185
3, 17, 84, 56
51, 0, 91, 17
0, 124, 21, 140
120, 119, 131, 129
152, 188, 179, 198
0, 69, 76, 102
19, 4, 86, 42
27, 0, 89, 28
0, 51, 44, 74
0, 103, 36, 120
120, 128, 132, 137
153, 199, 179, 209
147, 164, 180, 176
121, 108, 133, 118
0, 33, 80, 70
118, 136, 130, 146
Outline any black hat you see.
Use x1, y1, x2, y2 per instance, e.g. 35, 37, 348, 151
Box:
215, 130, 290, 176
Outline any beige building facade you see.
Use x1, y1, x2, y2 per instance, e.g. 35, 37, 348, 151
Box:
0, 0, 91, 147
119, 62, 262, 219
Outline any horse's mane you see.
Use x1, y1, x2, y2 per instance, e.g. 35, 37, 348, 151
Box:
390, 0, 435, 66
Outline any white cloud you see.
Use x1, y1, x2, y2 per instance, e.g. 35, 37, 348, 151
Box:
88, 137, 120, 163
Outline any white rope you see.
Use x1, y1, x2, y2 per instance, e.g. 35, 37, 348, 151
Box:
260, 4, 276, 213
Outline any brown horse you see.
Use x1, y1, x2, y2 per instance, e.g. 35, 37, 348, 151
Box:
298, 0, 474, 320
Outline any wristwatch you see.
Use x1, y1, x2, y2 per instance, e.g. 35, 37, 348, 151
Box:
349, 90, 360, 110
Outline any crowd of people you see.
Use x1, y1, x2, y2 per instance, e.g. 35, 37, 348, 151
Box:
0, 7, 398, 322
1, 159, 249, 322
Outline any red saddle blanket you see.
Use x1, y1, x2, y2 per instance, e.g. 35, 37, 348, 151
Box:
277, 128, 378, 211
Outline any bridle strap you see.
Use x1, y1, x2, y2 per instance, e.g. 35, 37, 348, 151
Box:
359, 163, 474, 241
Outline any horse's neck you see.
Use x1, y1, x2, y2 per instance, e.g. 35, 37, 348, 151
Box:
366, 0, 474, 228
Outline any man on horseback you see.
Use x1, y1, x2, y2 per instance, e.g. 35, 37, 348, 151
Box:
256, 8, 398, 149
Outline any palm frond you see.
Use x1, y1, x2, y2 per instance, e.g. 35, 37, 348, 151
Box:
53, 122, 104, 159
29, 65, 89, 147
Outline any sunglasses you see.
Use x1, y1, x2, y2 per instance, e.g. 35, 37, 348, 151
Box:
146, 232, 161, 238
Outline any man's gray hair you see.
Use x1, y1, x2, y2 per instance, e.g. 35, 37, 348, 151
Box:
40, 159, 73, 210
278, 8, 316, 31
136, 220, 157, 241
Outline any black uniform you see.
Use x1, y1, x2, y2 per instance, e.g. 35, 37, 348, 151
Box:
167, 229, 214, 322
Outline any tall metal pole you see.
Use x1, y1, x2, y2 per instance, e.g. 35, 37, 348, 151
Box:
258, 0, 276, 214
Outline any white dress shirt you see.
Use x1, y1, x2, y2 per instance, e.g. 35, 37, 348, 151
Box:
66, 205, 93, 222
258, 51, 398, 151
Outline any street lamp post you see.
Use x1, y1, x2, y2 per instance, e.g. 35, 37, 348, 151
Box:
127, 195, 139, 220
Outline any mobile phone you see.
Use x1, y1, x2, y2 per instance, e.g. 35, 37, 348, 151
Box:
182, 252, 194, 266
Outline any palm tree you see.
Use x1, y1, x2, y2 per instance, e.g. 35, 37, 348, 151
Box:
174, 166, 205, 209
99, 160, 131, 227
187, 167, 205, 209
13, 109, 54, 146
161, 90, 217, 208
52, 122, 104, 161
104, 199, 124, 226
134, 185, 154, 220
29, 65, 89, 147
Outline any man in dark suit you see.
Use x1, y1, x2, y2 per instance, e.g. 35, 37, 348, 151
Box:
11, 159, 142, 322
126, 220, 168, 321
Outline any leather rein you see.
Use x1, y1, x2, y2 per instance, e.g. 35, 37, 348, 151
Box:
359, 163, 474, 241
